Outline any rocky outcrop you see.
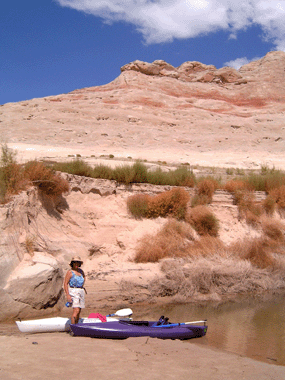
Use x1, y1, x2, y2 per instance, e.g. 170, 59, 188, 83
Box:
121, 59, 242, 84
0, 190, 65, 320
60, 173, 117, 195
4, 253, 63, 309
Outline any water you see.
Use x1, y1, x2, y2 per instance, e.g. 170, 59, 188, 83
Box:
6, 292, 284, 366
129, 292, 285, 366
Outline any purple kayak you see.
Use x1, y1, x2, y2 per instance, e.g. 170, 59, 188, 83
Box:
69, 317, 208, 340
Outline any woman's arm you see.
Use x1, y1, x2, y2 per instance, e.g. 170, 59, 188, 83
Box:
64, 270, 72, 301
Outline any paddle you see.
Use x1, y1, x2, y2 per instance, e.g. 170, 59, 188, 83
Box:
88, 308, 133, 319
153, 319, 207, 328
106, 308, 133, 317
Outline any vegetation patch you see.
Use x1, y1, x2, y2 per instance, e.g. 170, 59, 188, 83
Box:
186, 205, 219, 236
53, 159, 196, 186
0, 145, 69, 203
134, 219, 196, 263
148, 255, 285, 302
127, 188, 190, 219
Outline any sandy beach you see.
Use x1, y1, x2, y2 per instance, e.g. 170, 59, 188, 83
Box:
1, 324, 285, 380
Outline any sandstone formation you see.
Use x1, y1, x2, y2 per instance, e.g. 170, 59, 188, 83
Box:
0, 173, 270, 321
1, 50, 284, 169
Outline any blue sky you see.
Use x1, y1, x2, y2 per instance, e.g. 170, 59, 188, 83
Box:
1, 0, 284, 105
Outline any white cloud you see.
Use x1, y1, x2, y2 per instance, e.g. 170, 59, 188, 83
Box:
55, 0, 285, 48
224, 56, 261, 69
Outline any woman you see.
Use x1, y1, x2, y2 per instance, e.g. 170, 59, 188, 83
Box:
64, 256, 86, 324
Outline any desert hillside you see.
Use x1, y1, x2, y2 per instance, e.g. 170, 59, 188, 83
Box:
1, 50, 285, 169
1, 51, 285, 321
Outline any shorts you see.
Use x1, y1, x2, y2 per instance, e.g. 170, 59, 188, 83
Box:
69, 287, 85, 308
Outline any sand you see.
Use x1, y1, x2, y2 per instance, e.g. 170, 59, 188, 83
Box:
1, 326, 285, 380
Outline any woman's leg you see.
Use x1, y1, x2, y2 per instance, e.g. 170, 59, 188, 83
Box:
71, 307, 81, 324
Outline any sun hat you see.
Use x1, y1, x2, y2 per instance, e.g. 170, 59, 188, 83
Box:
70, 256, 83, 266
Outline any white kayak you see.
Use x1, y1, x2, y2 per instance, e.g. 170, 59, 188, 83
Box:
16, 308, 133, 334
16, 316, 119, 333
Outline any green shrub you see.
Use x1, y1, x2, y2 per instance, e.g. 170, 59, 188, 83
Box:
127, 194, 150, 219
92, 164, 113, 179
112, 165, 135, 184
244, 167, 285, 192
132, 161, 148, 183
146, 166, 195, 187
146, 167, 169, 185
52, 159, 93, 177
53, 158, 196, 187
166, 166, 196, 187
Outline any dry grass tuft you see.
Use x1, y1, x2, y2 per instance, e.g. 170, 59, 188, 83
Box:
233, 190, 263, 223
197, 178, 219, 198
269, 185, 285, 210
191, 178, 219, 206
25, 235, 36, 255
148, 255, 285, 301
0, 162, 28, 200
24, 161, 69, 198
262, 194, 276, 215
244, 210, 261, 227
185, 236, 226, 258
185, 205, 219, 236
230, 238, 276, 269
224, 179, 247, 193
261, 218, 285, 242
134, 220, 224, 263
127, 188, 190, 220
0, 145, 69, 203
134, 219, 195, 263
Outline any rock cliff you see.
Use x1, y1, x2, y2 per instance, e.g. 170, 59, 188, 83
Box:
0, 174, 270, 321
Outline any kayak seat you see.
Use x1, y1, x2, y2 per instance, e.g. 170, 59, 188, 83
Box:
119, 320, 150, 327
153, 316, 170, 326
